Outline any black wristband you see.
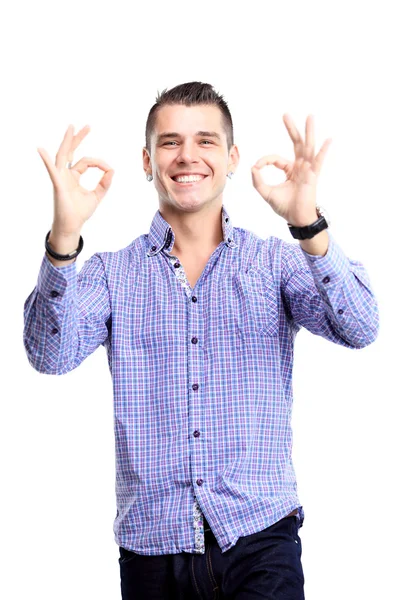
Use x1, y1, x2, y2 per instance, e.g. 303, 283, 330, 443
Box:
288, 216, 328, 240
45, 231, 84, 261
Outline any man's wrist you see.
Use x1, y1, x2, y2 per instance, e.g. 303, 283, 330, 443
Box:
287, 205, 330, 242
48, 229, 81, 252
46, 230, 82, 267
287, 211, 319, 228
299, 229, 329, 256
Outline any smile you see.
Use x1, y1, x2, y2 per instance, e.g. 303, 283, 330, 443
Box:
171, 174, 207, 185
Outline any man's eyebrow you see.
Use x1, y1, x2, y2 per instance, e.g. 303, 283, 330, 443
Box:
156, 131, 222, 142
196, 131, 221, 139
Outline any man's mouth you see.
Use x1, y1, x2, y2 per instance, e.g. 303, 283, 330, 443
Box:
171, 174, 208, 185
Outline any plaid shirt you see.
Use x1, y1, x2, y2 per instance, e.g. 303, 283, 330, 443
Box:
23, 205, 379, 555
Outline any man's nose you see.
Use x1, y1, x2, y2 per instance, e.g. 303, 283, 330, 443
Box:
177, 141, 200, 163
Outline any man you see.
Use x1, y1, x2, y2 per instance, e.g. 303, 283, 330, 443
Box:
24, 81, 379, 599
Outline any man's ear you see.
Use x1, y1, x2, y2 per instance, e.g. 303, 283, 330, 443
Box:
143, 147, 151, 174
228, 144, 240, 175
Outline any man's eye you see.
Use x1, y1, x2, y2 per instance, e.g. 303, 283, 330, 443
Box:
163, 141, 212, 146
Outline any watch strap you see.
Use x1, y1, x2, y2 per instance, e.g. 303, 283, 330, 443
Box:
288, 215, 329, 240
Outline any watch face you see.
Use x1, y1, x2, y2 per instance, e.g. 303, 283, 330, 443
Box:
316, 205, 330, 226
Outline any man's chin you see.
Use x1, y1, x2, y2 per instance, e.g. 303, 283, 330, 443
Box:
164, 195, 209, 212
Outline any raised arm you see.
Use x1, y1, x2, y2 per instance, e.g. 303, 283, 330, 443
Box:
24, 125, 114, 373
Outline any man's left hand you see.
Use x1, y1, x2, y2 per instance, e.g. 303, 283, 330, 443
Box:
251, 114, 332, 227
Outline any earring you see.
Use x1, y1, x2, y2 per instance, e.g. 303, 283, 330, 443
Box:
146, 173, 153, 182
227, 172, 234, 179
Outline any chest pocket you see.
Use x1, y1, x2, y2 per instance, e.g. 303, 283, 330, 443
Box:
218, 268, 280, 339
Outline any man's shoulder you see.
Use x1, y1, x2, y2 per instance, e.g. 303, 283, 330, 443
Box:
91, 233, 148, 274
99, 233, 147, 257
233, 225, 288, 257
233, 225, 307, 276
234, 224, 282, 245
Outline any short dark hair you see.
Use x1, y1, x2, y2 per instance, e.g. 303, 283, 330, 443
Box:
145, 81, 234, 153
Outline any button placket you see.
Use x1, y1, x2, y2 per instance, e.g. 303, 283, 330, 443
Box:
189, 291, 206, 503
165, 246, 206, 548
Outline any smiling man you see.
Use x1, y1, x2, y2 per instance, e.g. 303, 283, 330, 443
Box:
142, 101, 240, 290
24, 82, 379, 599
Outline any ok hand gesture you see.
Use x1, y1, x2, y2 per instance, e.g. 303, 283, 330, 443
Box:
251, 115, 332, 227
37, 125, 114, 237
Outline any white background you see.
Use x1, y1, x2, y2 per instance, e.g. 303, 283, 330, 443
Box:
1, 0, 399, 598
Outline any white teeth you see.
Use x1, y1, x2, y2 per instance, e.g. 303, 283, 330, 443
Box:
174, 175, 205, 183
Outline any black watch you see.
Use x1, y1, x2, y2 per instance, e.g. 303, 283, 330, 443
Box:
288, 206, 330, 240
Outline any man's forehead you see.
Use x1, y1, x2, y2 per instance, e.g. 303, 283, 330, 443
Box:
154, 104, 224, 135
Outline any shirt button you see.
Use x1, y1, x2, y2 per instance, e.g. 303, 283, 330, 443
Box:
50, 291, 59, 298
228, 238, 232, 243
322, 276, 330, 284
174, 262, 180, 268
338, 309, 344, 315
151, 245, 157, 251
191, 337, 198, 344
51, 328, 58, 335
225, 217, 229, 222
196, 479, 204, 486
192, 383, 199, 391
193, 430, 200, 437
192, 296, 197, 303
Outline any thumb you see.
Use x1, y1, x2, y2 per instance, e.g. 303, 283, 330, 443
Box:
93, 168, 115, 203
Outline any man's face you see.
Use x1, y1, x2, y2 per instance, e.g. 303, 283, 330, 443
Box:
143, 104, 239, 213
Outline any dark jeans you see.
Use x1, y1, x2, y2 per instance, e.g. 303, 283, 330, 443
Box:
119, 515, 305, 599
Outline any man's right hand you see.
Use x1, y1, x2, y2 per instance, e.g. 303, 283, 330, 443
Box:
37, 124, 114, 265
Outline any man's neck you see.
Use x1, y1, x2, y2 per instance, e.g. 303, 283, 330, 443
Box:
160, 202, 224, 256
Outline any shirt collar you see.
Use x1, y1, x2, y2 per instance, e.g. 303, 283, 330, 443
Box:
146, 204, 237, 257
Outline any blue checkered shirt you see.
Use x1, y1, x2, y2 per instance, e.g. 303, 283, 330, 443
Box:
23, 205, 379, 555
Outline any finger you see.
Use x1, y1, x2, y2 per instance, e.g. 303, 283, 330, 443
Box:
71, 157, 113, 176
283, 114, 304, 156
305, 115, 315, 161
37, 147, 62, 188
253, 154, 291, 171
313, 138, 332, 176
251, 155, 291, 202
69, 125, 91, 161
55, 125, 75, 169
93, 169, 115, 204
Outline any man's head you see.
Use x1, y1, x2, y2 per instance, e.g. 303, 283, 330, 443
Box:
143, 82, 239, 213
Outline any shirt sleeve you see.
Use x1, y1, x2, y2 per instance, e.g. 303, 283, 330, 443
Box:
280, 232, 379, 349
23, 252, 111, 374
